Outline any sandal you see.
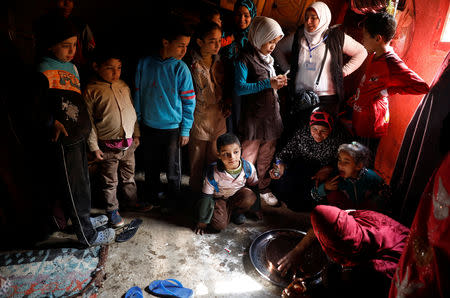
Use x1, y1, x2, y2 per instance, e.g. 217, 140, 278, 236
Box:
116, 218, 143, 242
125, 286, 143, 298
147, 279, 193, 298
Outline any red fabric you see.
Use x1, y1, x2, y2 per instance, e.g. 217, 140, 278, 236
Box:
311, 205, 409, 279
389, 152, 450, 298
221, 35, 234, 48
349, 51, 429, 138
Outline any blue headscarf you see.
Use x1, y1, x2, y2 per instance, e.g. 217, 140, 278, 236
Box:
222, 0, 257, 59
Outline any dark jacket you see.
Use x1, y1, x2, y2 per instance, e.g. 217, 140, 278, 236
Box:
237, 45, 283, 141
289, 25, 345, 107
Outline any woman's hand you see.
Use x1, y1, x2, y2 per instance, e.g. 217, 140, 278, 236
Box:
311, 166, 333, 187
194, 222, 207, 235
270, 74, 288, 90
179, 136, 189, 146
94, 150, 104, 161
269, 162, 286, 179
277, 245, 305, 277
324, 175, 340, 191
133, 136, 140, 148
52, 120, 68, 142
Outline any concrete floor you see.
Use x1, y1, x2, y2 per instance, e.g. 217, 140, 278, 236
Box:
37, 173, 311, 298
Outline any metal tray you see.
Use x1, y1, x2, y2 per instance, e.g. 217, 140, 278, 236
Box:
249, 229, 326, 288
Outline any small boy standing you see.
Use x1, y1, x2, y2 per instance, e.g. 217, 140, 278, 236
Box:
84, 48, 150, 228
195, 133, 259, 235
348, 12, 429, 157
36, 16, 115, 246
134, 20, 196, 205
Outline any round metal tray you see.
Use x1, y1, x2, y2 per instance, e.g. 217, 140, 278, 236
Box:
249, 229, 326, 288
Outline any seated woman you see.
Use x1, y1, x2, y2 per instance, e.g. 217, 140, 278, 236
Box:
282, 205, 409, 298
270, 108, 351, 211
273, 1, 367, 130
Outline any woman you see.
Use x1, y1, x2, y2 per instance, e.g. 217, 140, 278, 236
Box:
273, 1, 367, 126
270, 108, 351, 211
221, 0, 257, 133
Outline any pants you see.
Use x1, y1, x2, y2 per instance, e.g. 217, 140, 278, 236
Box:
188, 137, 218, 193
98, 141, 138, 212
53, 138, 96, 245
241, 139, 277, 192
226, 91, 241, 134
210, 187, 256, 231
142, 126, 181, 201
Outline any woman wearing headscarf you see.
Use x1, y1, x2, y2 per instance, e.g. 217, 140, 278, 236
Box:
269, 108, 351, 211
221, 0, 257, 133
273, 1, 367, 128
234, 16, 288, 206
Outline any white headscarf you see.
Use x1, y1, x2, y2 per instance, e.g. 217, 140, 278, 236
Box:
248, 16, 284, 51
304, 1, 332, 47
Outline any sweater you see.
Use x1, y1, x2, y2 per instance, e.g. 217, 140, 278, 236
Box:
38, 56, 91, 145
84, 78, 139, 152
134, 55, 196, 136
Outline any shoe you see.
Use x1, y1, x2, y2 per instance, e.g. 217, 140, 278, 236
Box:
90, 215, 108, 229
231, 213, 246, 225
107, 209, 125, 228
91, 228, 115, 246
260, 192, 278, 206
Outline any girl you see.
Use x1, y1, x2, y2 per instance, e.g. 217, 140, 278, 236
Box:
186, 22, 228, 193
235, 16, 288, 206
311, 141, 390, 211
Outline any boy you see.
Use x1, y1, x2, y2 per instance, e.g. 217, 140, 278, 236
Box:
36, 16, 114, 246
194, 133, 259, 235
348, 12, 429, 156
84, 47, 151, 228
134, 19, 196, 206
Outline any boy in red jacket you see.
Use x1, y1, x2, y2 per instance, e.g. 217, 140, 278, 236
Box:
348, 12, 429, 159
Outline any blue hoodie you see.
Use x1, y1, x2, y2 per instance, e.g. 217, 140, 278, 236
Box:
134, 55, 196, 136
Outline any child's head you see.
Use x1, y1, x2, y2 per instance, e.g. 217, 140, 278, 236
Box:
55, 0, 74, 18
337, 142, 371, 179
248, 16, 284, 55
161, 18, 193, 60
362, 12, 397, 52
234, 0, 256, 31
195, 22, 222, 56
92, 47, 122, 83
309, 108, 333, 143
200, 8, 222, 28
38, 16, 78, 62
216, 133, 241, 170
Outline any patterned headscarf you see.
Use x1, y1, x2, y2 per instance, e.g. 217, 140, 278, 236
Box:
223, 0, 257, 59
309, 108, 334, 132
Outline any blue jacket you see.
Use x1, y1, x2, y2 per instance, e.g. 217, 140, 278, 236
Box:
134, 55, 196, 136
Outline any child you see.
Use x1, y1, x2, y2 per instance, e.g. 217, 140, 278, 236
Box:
134, 19, 196, 206
84, 47, 151, 228
348, 12, 429, 156
194, 133, 259, 235
199, 8, 233, 48
186, 22, 229, 193
36, 16, 114, 246
311, 142, 390, 211
235, 16, 288, 206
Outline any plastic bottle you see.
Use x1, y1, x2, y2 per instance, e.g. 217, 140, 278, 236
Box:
273, 158, 281, 177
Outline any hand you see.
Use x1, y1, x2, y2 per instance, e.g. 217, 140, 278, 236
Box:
52, 120, 68, 142
324, 175, 340, 191
133, 136, 140, 147
269, 162, 286, 179
94, 149, 104, 161
194, 222, 207, 235
179, 136, 189, 146
270, 75, 288, 90
277, 245, 305, 277
311, 166, 333, 187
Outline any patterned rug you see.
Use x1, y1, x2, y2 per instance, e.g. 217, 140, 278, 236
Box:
0, 245, 108, 297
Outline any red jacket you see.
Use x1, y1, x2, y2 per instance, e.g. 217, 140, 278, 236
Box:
349, 50, 429, 138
